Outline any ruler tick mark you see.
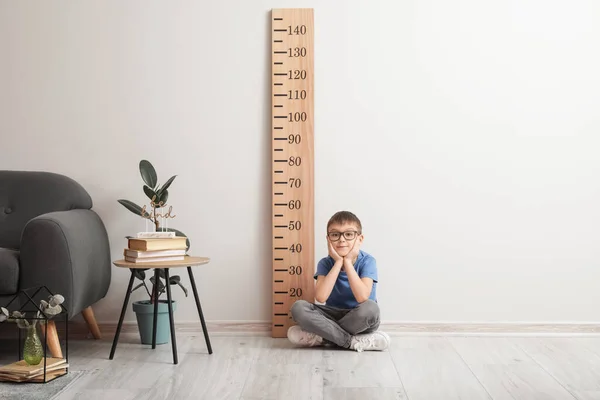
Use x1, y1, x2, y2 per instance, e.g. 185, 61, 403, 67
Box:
275, 214, 283, 217
274, 137, 286, 140
275, 225, 287, 228
274, 236, 283, 239
274, 29, 287, 32
275, 302, 284, 305
275, 269, 288, 272
274, 105, 283, 107
274, 313, 287, 316
274, 18, 283, 21
274, 258, 283, 261
274, 127, 283, 129
274, 61, 283, 64
275, 291, 287, 294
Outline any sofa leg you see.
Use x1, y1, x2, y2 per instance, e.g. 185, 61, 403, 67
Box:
40, 321, 63, 359
82, 306, 102, 339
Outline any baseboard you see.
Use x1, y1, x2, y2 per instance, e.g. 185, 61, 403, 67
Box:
51, 320, 600, 340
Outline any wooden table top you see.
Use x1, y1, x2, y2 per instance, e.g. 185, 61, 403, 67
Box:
113, 256, 210, 269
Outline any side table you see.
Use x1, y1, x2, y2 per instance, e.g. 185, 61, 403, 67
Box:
108, 256, 212, 364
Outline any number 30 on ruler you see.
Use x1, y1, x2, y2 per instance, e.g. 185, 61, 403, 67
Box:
271, 8, 314, 338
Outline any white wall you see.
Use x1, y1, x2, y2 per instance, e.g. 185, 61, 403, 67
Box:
1, 0, 599, 325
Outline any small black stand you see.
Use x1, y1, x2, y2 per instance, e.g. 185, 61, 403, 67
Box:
1, 286, 69, 383
109, 267, 213, 364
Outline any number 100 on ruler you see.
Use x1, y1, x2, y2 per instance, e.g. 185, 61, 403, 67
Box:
271, 8, 314, 338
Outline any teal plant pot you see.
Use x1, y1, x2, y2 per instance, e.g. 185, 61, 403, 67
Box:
132, 300, 177, 345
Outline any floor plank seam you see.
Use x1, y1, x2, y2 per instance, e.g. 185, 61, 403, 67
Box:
445, 337, 497, 400
513, 339, 580, 400
388, 349, 410, 400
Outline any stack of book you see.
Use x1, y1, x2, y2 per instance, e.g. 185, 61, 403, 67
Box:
0, 357, 68, 383
125, 232, 188, 263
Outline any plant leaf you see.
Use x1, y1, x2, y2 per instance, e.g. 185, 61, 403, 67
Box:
49, 294, 65, 307
150, 276, 165, 291
157, 175, 177, 196
143, 185, 158, 203
44, 305, 62, 316
157, 227, 190, 251
0, 307, 8, 317
139, 160, 158, 188
133, 270, 146, 281
169, 275, 180, 284
157, 190, 168, 207
176, 282, 188, 297
131, 282, 145, 293
118, 200, 150, 219
17, 319, 29, 329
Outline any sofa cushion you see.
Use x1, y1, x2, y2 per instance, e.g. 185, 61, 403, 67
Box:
0, 171, 92, 250
0, 248, 19, 295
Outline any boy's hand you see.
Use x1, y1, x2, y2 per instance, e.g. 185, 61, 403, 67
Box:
328, 239, 343, 263
344, 237, 362, 266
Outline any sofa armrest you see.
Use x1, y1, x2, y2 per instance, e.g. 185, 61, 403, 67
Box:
19, 209, 111, 319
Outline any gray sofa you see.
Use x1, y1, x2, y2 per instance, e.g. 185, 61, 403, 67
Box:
0, 170, 111, 337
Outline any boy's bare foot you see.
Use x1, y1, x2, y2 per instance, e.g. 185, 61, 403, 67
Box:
287, 325, 324, 347
350, 331, 390, 352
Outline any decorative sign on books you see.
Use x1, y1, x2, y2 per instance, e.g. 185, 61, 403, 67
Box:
140, 195, 177, 235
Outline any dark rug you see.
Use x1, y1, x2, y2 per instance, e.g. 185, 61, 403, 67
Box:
0, 370, 83, 400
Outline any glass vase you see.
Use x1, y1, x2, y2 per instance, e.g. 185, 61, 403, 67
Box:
23, 325, 43, 365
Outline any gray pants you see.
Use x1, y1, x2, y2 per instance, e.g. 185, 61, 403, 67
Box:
290, 299, 380, 348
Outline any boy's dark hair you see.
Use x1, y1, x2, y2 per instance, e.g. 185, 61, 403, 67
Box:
327, 211, 362, 233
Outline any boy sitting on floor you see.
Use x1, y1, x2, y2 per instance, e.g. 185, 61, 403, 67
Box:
287, 211, 390, 352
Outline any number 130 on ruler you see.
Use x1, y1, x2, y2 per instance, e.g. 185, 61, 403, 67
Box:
271, 8, 314, 338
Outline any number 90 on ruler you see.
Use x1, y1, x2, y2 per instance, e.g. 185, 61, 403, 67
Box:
271, 8, 314, 338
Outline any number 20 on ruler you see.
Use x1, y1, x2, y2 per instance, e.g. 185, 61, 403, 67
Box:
271, 9, 314, 338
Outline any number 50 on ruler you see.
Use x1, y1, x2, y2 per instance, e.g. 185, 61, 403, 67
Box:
271, 8, 314, 338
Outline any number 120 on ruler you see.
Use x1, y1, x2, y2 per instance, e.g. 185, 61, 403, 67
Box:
271, 8, 314, 338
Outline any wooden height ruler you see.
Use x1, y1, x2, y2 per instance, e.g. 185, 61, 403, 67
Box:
271, 8, 315, 338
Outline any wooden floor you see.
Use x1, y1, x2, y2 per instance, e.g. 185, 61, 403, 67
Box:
37, 334, 600, 399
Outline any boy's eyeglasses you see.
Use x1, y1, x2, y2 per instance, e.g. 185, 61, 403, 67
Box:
327, 231, 360, 242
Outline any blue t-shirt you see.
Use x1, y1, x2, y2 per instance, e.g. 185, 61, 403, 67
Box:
313, 250, 378, 309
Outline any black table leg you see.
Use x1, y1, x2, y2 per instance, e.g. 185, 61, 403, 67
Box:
187, 266, 213, 354
164, 268, 178, 364
109, 270, 135, 360
151, 268, 160, 349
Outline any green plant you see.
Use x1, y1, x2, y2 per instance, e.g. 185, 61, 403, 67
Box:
117, 159, 189, 250
130, 269, 188, 304
117, 159, 190, 304
0, 294, 65, 329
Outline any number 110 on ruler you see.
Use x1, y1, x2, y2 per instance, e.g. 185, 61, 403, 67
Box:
271, 8, 314, 338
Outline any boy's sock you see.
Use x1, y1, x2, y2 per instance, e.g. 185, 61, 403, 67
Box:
287, 325, 324, 347
349, 331, 390, 352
